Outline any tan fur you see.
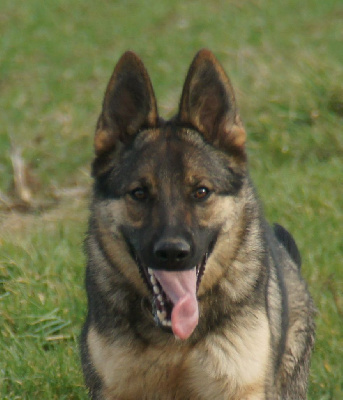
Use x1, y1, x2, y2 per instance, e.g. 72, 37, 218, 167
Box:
93, 203, 149, 297
88, 310, 270, 400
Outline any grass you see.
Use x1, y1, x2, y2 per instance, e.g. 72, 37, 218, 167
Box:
0, 0, 342, 398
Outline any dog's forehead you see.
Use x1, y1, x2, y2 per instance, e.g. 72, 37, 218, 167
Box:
132, 127, 219, 179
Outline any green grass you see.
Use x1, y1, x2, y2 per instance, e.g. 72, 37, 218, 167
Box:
0, 0, 342, 398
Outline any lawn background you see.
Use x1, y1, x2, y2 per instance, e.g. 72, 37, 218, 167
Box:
0, 0, 342, 398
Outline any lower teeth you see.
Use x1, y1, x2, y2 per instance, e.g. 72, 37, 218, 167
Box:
157, 310, 167, 320
148, 268, 171, 328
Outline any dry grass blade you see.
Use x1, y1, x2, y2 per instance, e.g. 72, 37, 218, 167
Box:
0, 144, 57, 212
10, 146, 33, 205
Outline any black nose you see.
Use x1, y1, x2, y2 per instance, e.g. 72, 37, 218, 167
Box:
153, 238, 191, 268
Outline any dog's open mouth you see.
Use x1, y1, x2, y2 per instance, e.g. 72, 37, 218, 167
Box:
138, 253, 209, 340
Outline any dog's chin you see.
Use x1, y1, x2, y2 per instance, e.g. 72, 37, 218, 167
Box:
136, 251, 211, 336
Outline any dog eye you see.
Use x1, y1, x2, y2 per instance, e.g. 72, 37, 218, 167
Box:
192, 187, 211, 201
130, 187, 148, 201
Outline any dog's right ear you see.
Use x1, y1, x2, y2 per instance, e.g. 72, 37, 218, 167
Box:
93, 51, 158, 175
178, 49, 246, 158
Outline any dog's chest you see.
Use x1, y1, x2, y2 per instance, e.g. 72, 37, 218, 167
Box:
88, 316, 270, 400
88, 329, 189, 399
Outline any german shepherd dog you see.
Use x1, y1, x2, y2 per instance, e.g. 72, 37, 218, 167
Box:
81, 49, 315, 399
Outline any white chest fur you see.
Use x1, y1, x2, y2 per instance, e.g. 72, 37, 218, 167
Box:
87, 312, 270, 400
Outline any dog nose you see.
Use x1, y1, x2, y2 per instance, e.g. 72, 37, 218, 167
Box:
154, 238, 191, 265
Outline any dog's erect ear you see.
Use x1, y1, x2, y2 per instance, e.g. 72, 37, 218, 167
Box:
178, 49, 246, 155
94, 51, 158, 157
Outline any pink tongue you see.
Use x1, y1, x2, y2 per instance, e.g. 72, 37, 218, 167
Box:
153, 268, 199, 340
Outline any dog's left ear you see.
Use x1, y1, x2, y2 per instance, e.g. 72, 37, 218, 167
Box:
93, 51, 158, 174
178, 49, 246, 155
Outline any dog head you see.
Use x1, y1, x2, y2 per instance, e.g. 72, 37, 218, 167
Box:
91, 50, 248, 339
